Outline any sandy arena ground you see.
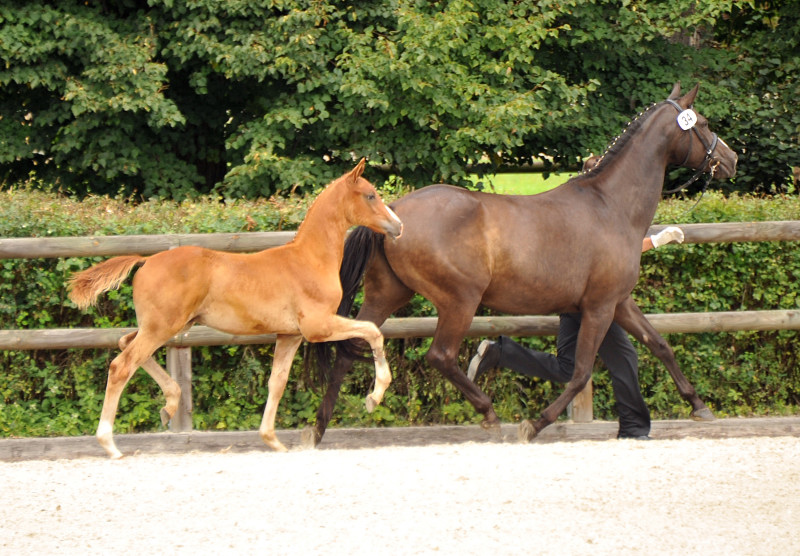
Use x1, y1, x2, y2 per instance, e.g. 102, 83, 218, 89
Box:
1, 434, 798, 555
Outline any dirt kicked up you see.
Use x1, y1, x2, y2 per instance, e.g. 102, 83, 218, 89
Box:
1, 435, 798, 555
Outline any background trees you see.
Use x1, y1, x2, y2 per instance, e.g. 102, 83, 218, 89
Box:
0, 0, 797, 199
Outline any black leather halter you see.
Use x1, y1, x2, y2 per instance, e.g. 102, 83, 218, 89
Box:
662, 99, 721, 195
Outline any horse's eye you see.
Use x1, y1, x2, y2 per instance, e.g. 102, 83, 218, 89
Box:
365, 193, 376, 201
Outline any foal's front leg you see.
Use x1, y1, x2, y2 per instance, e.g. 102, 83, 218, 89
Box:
304, 315, 392, 412
259, 334, 303, 452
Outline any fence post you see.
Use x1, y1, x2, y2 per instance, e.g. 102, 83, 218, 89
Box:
167, 347, 193, 432
568, 378, 593, 423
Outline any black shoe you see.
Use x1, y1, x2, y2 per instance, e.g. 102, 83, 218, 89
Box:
617, 433, 652, 441
467, 340, 500, 382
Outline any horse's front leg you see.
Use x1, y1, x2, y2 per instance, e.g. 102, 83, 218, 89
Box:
614, 296, 714, 421
259, 334, 303, 452
519, 310, 613, 442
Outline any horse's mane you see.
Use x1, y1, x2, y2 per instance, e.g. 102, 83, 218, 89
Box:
573, 100, 662, 182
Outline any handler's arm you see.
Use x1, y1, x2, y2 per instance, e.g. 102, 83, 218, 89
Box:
643, 226, 684, 253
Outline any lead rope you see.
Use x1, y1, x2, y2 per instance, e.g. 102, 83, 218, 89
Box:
656, 160, 720, 221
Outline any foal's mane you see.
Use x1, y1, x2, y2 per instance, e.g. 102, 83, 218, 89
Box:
573, 100, 663, 182
292, 173, 344, 240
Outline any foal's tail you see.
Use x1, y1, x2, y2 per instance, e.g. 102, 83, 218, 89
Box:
313, 226, 383, 381
67, 255, 147, 310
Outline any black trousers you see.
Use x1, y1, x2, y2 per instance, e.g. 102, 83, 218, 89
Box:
495, 313, 650, 437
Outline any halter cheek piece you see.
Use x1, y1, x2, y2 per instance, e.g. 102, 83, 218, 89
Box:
662, 100, 721, 195
666, 99, 720, 172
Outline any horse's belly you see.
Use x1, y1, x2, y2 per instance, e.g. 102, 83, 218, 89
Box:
481, 268, 586, 315
482, 287, 576, 315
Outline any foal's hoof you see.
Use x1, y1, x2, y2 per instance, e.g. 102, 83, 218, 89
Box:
518, 420, 538, 442
365, 395, 378, 413
691, 407, 715, 422
300, 427, 320, 449
159, 408, 171, 427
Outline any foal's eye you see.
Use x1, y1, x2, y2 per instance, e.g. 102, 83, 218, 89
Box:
364, 193, 376, 201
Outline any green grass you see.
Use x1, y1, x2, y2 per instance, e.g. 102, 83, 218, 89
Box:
470, 172, 576, 195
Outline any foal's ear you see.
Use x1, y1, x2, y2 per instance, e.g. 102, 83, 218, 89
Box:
668, 82, 682, 100
349, 158, 366, 182
677, 83, 700, 108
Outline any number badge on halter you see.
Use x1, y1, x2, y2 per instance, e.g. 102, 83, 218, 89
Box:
677, 109, 697, 130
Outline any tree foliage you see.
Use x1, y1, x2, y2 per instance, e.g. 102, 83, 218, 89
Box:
0, 1, 797, 198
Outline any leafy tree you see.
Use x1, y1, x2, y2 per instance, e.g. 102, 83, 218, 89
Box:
711, 0, 800, 194
0, 1, 795, 198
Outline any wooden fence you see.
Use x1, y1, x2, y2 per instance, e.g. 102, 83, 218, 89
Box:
1, 221, 798, 429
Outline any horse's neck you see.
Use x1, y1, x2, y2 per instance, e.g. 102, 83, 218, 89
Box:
287, 183, 350, 266
594, 117, 673, 232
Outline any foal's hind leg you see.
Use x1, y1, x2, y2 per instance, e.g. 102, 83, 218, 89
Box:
614, 296, 714, 421
118, 331, 182, 427
97, 331, 167, 459
259, 334, 303, 452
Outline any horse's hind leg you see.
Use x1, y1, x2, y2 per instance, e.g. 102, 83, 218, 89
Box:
302, 350, 357, 448
118, 332, 182, 427
259, 334, 303, 452
614, 296, 714, 421
306, 272, 414, 448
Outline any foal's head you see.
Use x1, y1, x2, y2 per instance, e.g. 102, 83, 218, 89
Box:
340, 159, 403, 239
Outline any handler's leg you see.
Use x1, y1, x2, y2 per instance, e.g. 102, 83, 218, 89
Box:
597, 323, 651, 438
471, 313, 580, 382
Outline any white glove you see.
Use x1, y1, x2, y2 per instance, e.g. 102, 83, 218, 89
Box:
650, 226, 684, 248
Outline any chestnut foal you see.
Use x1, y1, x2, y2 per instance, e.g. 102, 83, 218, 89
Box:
69, 159, 402, 458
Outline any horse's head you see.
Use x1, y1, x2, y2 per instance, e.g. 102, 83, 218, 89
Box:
664, 83, 738, 179
343, 158, 403, 239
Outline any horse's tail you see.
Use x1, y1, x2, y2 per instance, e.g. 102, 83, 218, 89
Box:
313, 226, 383, 382
67, 255, 148, 310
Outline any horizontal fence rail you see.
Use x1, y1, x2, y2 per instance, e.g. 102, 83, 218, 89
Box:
1, 221, 798, 430
0, 221, 799, 259
0, 311, 798, 351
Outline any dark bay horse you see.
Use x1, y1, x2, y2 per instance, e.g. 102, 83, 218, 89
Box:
68, 159, 403, 458
305, 83, 737, 446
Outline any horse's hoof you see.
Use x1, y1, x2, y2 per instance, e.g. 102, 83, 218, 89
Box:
365, 395, 378, 413
300, 427, 320, 449
691, 407, 715, 422
518, 420, 538, 442
480, 418, 501, 431
159, 408, 171, 427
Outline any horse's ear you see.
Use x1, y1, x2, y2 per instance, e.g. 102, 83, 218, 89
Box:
349, 158, 366, 182
678, 83, 700, 108
668, 82, 681, 100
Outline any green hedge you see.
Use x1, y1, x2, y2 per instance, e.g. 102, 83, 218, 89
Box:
1, 187, 799, 438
